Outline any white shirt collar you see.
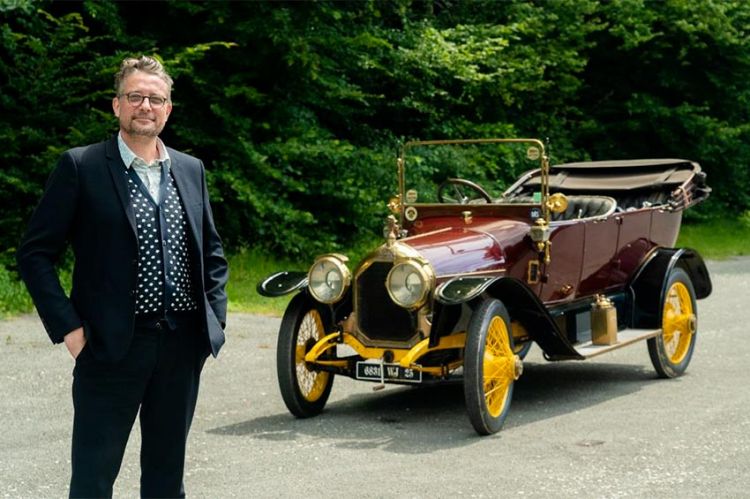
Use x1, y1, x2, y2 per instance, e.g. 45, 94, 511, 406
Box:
117, 132, 171, 169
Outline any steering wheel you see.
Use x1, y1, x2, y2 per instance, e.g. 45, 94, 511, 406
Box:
437, 178, 493, 204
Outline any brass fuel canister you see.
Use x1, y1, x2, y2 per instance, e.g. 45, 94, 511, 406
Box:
591, 295, 618, 345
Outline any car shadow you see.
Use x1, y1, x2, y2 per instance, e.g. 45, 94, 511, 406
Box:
206, 360, 661, 454
507, 360, 657, 428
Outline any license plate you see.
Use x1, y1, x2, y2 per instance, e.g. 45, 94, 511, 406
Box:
356, 362, 422, 383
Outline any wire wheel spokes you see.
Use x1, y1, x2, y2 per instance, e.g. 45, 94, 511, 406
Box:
662, 282, 695, 363
295, 310, 330, 401
647, 268, 698, 379
482, 317, 515, 417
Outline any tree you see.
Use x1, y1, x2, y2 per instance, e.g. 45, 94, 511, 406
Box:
2, 0, 748, 270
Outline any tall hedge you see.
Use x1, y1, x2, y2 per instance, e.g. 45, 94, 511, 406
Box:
2, 0, 748, 267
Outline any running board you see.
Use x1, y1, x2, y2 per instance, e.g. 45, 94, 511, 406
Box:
574, 328, 661, 359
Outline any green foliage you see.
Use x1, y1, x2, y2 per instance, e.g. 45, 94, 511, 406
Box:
2, 0, 750, 271
403, 138, 532, 202
578, 0, 750, 215
226, 248, 295, 316
132, 0, 606, 255
0, 6, 117, 266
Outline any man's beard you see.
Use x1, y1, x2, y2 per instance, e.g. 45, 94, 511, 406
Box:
124, 116, 163, 137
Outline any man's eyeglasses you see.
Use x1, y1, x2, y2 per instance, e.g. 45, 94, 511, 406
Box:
120, 92, 168, 108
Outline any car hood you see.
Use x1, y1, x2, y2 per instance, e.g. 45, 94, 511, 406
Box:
400, 220, 529, 277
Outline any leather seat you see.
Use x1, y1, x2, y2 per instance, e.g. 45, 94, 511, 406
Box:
618, 191, 669, 210
551, 195, 617, 221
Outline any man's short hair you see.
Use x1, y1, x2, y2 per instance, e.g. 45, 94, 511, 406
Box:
114, 55, 174, 97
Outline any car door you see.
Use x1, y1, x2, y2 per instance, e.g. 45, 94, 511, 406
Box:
577, 216, 620, 296
539, 221, 584, 303
610, 210, 655, 285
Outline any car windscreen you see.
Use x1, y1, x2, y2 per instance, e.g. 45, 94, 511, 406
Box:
402, 141, 544, 205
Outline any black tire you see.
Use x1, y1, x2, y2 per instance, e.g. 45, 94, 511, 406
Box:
464, 299, 521, 435
648, 267, 698, 378
277, 293, 335, 418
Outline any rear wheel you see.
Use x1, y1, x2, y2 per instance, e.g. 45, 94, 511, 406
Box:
464, 299, 522, 435
648, 267, 697, 378
277, 293, 334, 417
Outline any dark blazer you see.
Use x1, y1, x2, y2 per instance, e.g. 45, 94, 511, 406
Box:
17, 135, 228, 362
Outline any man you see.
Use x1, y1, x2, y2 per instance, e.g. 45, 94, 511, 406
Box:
17, 55, 228, 498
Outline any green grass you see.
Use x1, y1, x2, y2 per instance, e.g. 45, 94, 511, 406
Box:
0, 265, 33, 317
226, 239, 379, 316
226, 248, 299, 316
676, 215, 750, 260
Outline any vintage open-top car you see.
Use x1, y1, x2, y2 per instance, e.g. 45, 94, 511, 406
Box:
258, 138, 712, 435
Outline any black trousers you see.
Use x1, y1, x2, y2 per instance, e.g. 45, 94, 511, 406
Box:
69, 317, 208, 498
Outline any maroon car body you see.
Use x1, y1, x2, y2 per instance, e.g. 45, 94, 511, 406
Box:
259, 138, 712, 435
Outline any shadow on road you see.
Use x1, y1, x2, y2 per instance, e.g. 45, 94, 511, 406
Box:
207, 359, 662, 454
508, 360, 658, 428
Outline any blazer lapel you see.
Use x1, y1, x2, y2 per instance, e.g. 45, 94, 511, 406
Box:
105, 136, 137, 239
170, 158, 202, 246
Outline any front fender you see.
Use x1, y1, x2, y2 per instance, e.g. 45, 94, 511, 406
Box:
257, 271, 308, 297
436, 275, 583, 360
435, 276, 497, 305
485, 277, 583, 360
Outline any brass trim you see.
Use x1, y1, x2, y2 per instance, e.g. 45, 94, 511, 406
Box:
386, 260, 435, 310
397, 138, 547, 216
401, 202, 541, 208
351, 242, 436, 348
307, 254, 352, 304
546, 192, 569, 214
351, 309, 434, 350
402, 138, 547, 149
404, 206, 418, 222
354, 241, 430, 275
438, 269, 506, 279
388, 195, 402, 214
384, 215, 399, 247
397, 157, 405, 226
396, 138, 554, 266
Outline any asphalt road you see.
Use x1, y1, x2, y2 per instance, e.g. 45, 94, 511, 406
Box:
1, 258, 749, 498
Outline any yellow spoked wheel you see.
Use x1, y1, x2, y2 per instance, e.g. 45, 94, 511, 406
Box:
277, 293, 335, 417
648, 268, 698, 378
464, 299, 522, 435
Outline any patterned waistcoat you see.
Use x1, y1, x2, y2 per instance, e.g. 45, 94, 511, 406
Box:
126, 166, 198, 320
